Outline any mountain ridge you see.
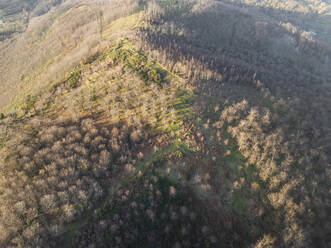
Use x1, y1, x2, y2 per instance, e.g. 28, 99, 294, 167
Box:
0, 1, 330, 247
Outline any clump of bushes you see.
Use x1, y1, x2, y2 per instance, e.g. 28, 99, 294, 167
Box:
104, 40, 165, 85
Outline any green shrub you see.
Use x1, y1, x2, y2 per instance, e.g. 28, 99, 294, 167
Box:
67, 68, 82, 89
22, 95, 37, 114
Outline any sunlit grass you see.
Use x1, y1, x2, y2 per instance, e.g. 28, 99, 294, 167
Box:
102, 12, 143, 39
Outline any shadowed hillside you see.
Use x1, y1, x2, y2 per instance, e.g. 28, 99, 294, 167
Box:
0, 1, 330, 247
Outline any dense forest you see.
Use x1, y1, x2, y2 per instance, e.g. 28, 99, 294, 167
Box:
0, 0, 330, 247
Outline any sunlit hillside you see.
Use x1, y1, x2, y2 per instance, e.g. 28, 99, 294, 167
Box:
0, 1, 330, 247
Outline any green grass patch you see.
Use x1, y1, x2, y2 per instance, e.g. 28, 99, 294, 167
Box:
172, 91, 194, 119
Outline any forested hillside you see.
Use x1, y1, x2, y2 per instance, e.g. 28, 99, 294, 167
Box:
221, 0, 331, 44
0, 1, 330, 247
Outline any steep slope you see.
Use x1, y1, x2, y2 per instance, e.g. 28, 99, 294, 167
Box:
0, 0, 330, 248
0, 0, 141, 110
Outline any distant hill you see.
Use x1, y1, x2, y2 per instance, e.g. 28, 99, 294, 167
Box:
0, 0, 63, 40
220, 0, 331, 44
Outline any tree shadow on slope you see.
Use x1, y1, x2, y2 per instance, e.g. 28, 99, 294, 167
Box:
135, 1, 331, 247
139, 0, 331, 97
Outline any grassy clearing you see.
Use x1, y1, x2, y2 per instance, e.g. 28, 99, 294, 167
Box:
102, 12, 143, 39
